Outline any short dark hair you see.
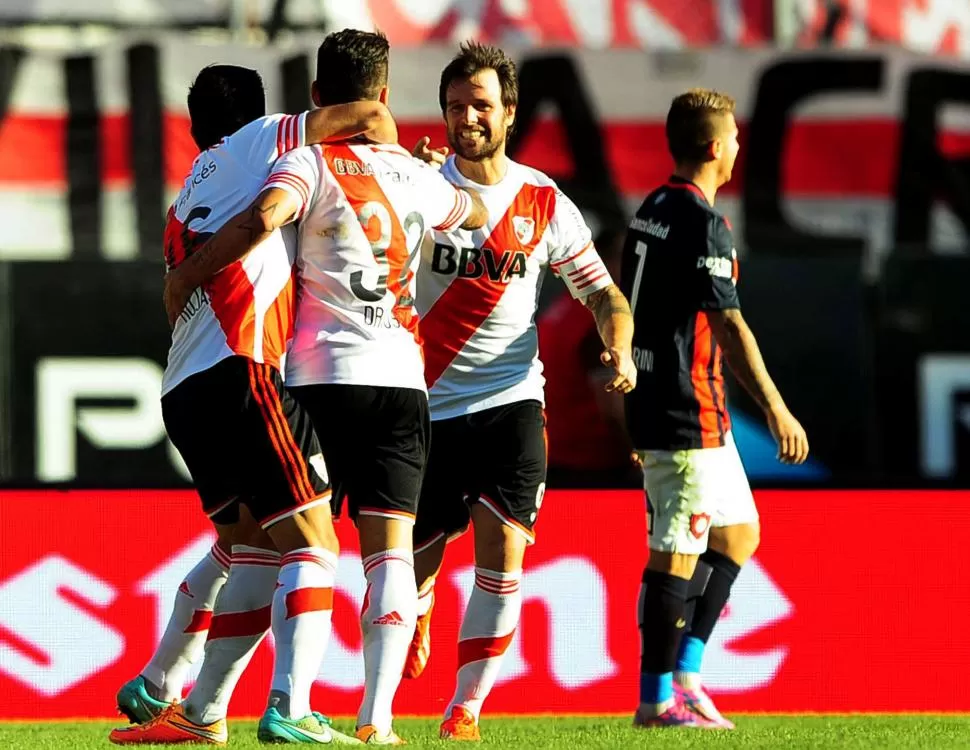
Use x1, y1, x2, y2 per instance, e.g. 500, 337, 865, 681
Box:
665, 88, 736, 164
315, 29, 389, 105
187, 65, 265, 151
438, 41, 518, 113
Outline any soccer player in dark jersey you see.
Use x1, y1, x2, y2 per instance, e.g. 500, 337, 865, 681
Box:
620, 89, 808, 729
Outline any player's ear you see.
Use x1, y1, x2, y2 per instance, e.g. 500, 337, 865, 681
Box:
310, 81, 321, 108
378, 85, 390, 106
505, 103, 516, 129
707, 138, 721, 162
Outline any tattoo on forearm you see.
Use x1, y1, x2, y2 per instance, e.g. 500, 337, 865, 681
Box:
185, 201, 281, 281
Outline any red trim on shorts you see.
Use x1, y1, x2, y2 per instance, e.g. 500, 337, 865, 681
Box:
248, 363, 314, 503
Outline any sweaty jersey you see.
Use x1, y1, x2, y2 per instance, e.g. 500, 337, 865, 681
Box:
620, 176, 740, 451
161, 112, 308, 396
418, 156, 612, 420
263, 142, 474, 392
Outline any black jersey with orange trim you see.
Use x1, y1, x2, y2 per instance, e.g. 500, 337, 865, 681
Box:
620, 176, 740, 451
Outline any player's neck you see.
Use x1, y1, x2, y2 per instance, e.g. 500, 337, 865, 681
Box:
455, 152, 508, 186
672, 165, 719, 206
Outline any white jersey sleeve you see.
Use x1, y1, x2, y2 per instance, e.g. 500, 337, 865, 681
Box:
262, 146, 323, 220
411, 158, 473, 231
547, 188, 612, 299
222, 112, 309, 176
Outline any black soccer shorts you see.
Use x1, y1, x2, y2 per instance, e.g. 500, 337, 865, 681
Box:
289, 383, 430, 523
162, 356, 331, 527
414, 399, 547, 550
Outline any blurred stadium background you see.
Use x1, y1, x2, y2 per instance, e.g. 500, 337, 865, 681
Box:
0, 0, 967, 721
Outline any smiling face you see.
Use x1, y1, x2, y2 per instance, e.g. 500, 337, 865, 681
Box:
444, 68, 516, 162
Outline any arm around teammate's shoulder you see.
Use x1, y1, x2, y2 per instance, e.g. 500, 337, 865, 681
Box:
305, 101, 398, 145
706, 308, 809, 464
163, 186, 301, 326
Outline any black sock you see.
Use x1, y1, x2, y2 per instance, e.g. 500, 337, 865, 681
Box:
639, 568, 690, 676
682, 558, 713, 635
689, 549, 741, 643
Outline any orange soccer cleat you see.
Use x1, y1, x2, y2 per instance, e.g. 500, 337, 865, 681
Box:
403, 589, 434, 679
109, 704, 228, 745
439, 705, 481, 741
356, 724, 406, 745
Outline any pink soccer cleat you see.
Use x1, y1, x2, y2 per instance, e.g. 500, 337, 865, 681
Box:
633, 700, 717, 729
674, 681, 736, 729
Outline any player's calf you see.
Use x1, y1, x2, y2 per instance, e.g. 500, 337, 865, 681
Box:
263, 502, 341, 722
356, 515, 417, 739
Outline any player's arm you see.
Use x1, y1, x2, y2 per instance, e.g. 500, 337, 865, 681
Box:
459, 189, 488, 229
707, 309, 808, 464
549, 189, 636, 393
164, 148, 319, 325
700, 218, 808, 464
413, 158, 488, 231
305, 101, 398, 145
163, 187, 300, 325
582, 284, 636, 394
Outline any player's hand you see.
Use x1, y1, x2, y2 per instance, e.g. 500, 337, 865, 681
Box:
766, 404, 809, 465
163, 269, 195, 329
601, 347, 637, 394
412, 136, 449, 168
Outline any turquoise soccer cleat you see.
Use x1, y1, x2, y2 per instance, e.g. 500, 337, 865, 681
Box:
257, 707, 362, 744
116, 675, 172, 725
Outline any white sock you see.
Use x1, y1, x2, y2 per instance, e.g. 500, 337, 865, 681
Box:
447, 568, 522, 721
142, 544, 230, 701
183, 546, 279, 725
270, 547, 338, 719
416, 579, 435, 617
357, 549, 417, 732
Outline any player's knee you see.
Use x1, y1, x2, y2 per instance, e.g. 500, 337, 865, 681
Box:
709, 522, 759, 565
647, 550, 698, 580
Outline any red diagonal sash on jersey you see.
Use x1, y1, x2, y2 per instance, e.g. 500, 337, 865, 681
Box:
421, 183, 556, 388
320, 144, 418, 335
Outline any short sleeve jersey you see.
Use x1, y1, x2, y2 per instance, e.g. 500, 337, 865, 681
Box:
620, 176, 740, 450
161, 113, 308, 395
417, 156, 613, 420
262, 143, 473, 392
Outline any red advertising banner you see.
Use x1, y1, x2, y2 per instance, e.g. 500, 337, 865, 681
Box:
0, 489, 966, 719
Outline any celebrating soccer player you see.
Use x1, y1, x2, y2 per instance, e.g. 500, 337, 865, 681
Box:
110, 64, 396, 745
405, 42, 636, 741
160, 31, 489, 745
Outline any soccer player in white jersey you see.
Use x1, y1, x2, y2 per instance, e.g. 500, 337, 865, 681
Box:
110, 64, 396, 746
161, 31, 489, 746
404, 43, 637, 741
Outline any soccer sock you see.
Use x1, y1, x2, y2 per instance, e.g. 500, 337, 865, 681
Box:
676, 550, 741, 687
357, 548, 417, 733
141, 544, 231, 702
268, 547, 338, 719
183, 546, 279, 725
638, 568, 689, 712
448, 568, 522, 722
681, 557, 713, 641
416, 578, 435, 617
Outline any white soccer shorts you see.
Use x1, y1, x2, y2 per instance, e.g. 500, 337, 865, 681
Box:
638, 432, 759, 555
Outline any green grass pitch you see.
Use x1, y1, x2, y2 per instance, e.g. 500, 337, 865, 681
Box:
3, 716, 969, 749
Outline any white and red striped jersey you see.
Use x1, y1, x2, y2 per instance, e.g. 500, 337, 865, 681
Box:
162, 113, 308, 396
418, 156, 612, 420
263, 142, 473, 392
